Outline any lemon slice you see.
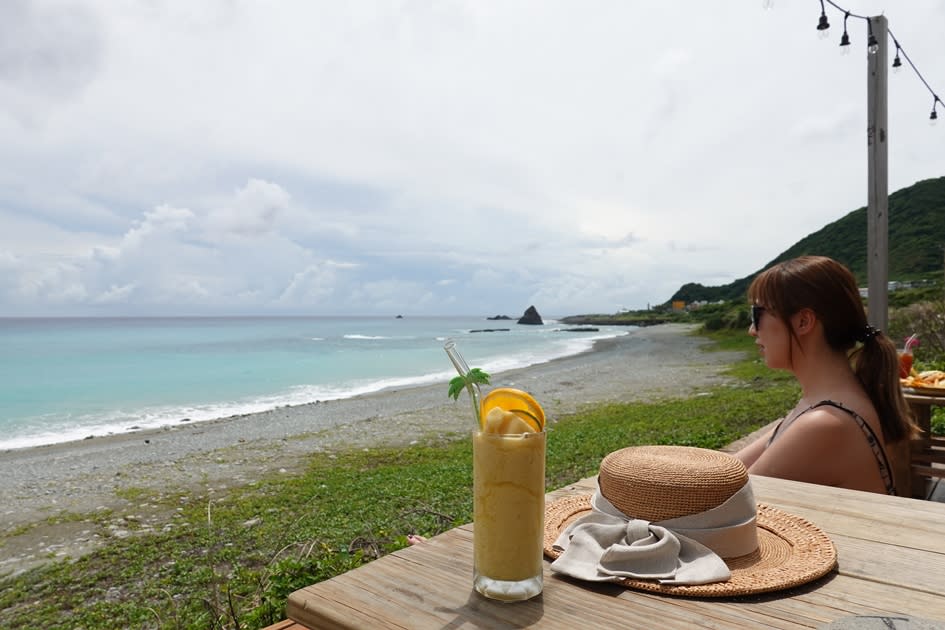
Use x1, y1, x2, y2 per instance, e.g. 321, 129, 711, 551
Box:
480, 388, 545, 432
506, 408, 542, 432
483, 407, 537, 434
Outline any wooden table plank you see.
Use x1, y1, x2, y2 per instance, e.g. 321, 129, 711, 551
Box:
289, 535, 945, 629
750, 475, 945, 550
287, 476, 945, 629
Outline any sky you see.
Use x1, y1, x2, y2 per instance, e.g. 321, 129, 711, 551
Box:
1, 1, 944, 317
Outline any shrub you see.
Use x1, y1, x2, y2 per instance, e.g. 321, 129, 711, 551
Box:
889, 300, 945, 363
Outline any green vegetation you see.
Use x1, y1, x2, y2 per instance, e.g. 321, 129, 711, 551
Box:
669, 175, 945, 304
0, 330, 798, 629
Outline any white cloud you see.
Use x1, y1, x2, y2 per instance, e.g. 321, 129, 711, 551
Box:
206, 179, 290, 237
277, 261, 354, 306
0, 0, 104, 125
93, 282, 136, 304
1, 1, 944, 316
121, 205, 194, 250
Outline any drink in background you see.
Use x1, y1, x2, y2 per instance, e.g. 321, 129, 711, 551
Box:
900, 334, 920, 379
899, 349, 914, 379
472, 428, 546, 601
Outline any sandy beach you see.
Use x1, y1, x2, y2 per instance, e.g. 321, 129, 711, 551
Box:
0, 323, 747, 577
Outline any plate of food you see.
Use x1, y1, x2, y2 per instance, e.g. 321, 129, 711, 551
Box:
901, 370, 945, 396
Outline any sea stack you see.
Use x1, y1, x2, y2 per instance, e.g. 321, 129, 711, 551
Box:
517, 305, 544, 325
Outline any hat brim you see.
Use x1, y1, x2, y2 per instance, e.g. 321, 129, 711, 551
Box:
544, 493, 838, 597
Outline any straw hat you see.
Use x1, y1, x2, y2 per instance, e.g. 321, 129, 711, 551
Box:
544, 445, 837, 597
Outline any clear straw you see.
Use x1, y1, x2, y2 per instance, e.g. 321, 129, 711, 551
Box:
444, 339, 481, 428
905, 334, 919, 351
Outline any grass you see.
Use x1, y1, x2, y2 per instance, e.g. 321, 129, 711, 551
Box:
0, 329, 799, 629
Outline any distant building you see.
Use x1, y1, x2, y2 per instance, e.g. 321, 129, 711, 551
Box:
858, 280, 914, 299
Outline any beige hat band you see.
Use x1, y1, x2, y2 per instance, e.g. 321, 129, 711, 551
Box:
550, 483, 759, 586
655, 482, 759, 558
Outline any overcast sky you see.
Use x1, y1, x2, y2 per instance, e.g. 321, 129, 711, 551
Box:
1, 1, 943, 317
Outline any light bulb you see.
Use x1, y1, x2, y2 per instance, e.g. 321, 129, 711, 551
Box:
839, 30, 851, 55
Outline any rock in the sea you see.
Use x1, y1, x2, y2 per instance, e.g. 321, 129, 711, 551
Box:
517, 305, 544, 325
486, 314, 512, 320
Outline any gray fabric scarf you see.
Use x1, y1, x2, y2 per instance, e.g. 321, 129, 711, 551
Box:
550, 482, 759, 585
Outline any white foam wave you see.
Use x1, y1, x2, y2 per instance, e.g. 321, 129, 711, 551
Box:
0, 326, 631, 451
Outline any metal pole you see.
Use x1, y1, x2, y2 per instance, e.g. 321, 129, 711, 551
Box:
867, 15, 889, 331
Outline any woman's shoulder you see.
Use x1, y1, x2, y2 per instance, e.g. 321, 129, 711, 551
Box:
808, 399, 867, 419
790, 404, 854, 436
794, 399, 881, 441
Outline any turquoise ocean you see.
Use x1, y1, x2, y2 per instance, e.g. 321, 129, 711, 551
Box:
0, 317, 630, 451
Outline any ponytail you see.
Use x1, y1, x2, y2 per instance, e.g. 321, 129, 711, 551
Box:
851, 331, 919, 443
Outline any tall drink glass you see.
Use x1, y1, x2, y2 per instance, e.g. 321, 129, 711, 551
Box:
472, 428, 546, 601
899, 348, 914, 379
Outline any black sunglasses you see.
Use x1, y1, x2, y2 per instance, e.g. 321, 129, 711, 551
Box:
750, 305, 766, 330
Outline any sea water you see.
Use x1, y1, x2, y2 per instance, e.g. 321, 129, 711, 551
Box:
0, 316, 630, 450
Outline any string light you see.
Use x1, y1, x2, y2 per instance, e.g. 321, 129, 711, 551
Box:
866, 18, 879, 55
816, 0, 830, 37
805, 1, 942, 126
839, 12, 851, 53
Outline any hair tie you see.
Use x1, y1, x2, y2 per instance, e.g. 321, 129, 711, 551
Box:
856, 325, 881, 343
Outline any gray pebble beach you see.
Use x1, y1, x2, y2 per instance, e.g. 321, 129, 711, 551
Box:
0, 323, 747, 576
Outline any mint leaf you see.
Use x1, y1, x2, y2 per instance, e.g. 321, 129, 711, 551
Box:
448, 376, 467, 400
466, 368, 490, 386
447, 368, 491, 400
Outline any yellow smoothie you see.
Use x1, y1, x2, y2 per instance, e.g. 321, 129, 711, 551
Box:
472, 428, 546, 584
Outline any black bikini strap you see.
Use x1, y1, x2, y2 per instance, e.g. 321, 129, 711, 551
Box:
812, 400, 896, 496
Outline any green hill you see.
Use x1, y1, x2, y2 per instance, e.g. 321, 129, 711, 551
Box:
671, 176, 945, 304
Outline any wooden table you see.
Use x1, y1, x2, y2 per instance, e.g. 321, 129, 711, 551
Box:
287, 475, 945, 629
903, 391, 945, 499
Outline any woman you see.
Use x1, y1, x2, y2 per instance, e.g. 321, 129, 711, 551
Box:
736, 255, 918, 495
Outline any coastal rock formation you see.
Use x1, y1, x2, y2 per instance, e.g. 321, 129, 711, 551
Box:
470, 328, 511, 333
486, 315, 512, 320
517, 305, 544, 325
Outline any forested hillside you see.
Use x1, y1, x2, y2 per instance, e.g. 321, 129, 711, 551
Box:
672, 176, 945, 303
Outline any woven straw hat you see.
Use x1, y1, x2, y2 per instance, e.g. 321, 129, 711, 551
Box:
544, 445, 837, 597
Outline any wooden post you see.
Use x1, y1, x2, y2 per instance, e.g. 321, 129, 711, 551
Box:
867, 15, 889, 331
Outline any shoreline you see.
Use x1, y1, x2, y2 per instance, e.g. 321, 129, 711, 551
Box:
0, 324, 621, 453
0, 323, 746, 577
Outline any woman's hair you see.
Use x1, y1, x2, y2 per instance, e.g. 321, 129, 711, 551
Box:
748, 255, 917, 443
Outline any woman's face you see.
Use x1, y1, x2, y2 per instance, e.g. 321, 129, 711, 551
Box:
749, 305, 794, 370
